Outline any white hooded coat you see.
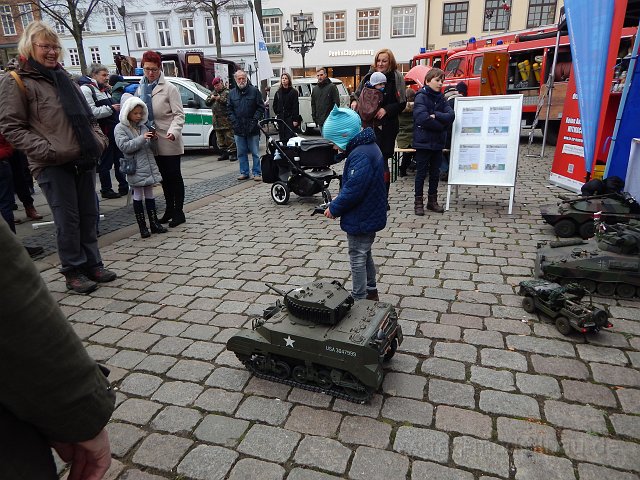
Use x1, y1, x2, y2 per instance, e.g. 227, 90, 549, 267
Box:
114, 97, 163, 187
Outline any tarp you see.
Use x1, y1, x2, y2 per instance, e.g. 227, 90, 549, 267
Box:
564, 0, 615, 173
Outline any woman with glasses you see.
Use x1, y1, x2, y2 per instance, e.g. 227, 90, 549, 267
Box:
135, 51, 186, 227
0, 21, 117, 294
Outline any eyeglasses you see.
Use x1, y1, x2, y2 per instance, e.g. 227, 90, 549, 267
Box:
143, 67, 160, 73
34, 43, 62, 53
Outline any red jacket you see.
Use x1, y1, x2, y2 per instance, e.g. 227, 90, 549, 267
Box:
0, 133, 14, 159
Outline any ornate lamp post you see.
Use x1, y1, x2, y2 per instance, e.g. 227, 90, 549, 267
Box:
116, 1, 131, 56
281, 11, 317, 77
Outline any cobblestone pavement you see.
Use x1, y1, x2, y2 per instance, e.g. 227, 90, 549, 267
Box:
46, 144, 640, 480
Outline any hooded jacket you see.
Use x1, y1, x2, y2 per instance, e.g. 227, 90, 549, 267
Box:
328, 128, 387, 235
114, 97, 163, 187
413, 86, 455, 150
0, 59, 107, 178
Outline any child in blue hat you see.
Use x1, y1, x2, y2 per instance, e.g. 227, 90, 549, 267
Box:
322, 106, 387, 301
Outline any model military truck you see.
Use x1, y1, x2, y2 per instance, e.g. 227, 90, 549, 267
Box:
226, 280, 403, 404
519, 279, 612, 335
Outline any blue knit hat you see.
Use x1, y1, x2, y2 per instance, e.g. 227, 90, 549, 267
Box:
322, 106, 362, 150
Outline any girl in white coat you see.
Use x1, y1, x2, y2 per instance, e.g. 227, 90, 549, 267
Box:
114, 97, 167, 238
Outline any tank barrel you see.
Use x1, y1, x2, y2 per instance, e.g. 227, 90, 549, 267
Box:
266, 284, 287, 296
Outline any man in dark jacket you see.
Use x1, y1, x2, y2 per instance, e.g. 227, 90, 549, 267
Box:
323, 106, 387, 301
311, 67, 340, 131
228, 69, 264, 181
0, 219, 115, 479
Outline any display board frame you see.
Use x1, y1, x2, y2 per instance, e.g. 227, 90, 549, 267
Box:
445, 94, 524, 214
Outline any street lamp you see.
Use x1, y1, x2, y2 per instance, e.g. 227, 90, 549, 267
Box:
239, 59, 260, 85
282, 11, 317, 78
116, 1, 131, 56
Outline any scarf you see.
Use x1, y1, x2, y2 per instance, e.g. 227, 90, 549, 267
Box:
28, 58, 102, 171
140, 75, 158, 127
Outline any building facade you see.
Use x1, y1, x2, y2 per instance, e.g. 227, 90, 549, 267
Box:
0, 0, 38, 68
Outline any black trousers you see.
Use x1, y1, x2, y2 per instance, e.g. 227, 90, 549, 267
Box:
155, 155, 184, 213
9, 151, 34, 207
415, 149, 443, 197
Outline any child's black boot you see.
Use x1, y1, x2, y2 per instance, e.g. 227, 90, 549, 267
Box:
146, 198, 168, 234
133, 200, 151, 238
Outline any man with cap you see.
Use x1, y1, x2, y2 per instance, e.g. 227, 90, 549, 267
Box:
206, 77, 236, 161
323, 106, 387, 301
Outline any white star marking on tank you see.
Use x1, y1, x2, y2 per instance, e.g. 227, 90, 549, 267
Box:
284, 336, 295, 347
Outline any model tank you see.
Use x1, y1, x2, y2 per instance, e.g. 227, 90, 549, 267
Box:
535, 220, 640, 298
226, 280, 403, 403
540, 192, 640, 239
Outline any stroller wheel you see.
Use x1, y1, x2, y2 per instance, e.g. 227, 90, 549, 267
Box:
271, 181, 290, 205
322, 189, 332, 204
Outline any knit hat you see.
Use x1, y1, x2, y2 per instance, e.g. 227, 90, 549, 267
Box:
369, 71, 387, 86
456, 81, 468, 96
322, 105, 362, 150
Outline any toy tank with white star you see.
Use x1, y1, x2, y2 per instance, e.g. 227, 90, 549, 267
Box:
226, 280, 403, 403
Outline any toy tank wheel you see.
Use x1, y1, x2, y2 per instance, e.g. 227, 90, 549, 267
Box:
555, 316, 572, 336
579, 279, 596, 293
554, 219, 577, 238
578, 222, 595, 239
292, 365, 307, 383
383, 338, 398, 362
322, 189, 332, 204
521, 296, 536, 314
596, 282, 616, 296
271, 181, 290, 205
272, 360, 291, 379
616, 283, 636, 298
317, 370, 333, 389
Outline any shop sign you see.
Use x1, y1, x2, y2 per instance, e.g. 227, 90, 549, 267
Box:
328, 49, 374, 57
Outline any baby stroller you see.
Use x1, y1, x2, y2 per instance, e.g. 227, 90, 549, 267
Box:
259, 118, 342, 205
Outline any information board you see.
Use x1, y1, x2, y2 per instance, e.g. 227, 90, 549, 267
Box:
446, 94, 524, 214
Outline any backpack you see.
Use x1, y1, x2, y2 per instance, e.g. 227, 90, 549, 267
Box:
357, 86, 382, 127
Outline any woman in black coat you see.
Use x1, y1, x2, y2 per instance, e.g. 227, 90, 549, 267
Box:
273, 72, 300, 144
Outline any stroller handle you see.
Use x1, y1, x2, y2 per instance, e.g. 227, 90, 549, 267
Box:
258, 117, 298, 137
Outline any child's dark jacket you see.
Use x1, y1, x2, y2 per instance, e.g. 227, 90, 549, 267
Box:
328, 128, 387, 235
413, 86, 455, 150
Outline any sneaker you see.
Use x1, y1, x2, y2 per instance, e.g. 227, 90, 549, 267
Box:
84, 266, 117, 283
65, 271, 98, 294
25, 245, 44, 257
25, 205, 43, 220
253, 175, 262, 182
101, 190, 121, 199
237, 174, 250, 180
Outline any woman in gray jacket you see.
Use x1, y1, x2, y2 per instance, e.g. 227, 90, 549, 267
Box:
115, 96, 167, 238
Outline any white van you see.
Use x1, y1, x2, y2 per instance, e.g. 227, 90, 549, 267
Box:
268, 78, 350, 133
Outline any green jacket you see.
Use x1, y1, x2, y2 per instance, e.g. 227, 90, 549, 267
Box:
311, 78, 340, 127
0, 221, 115, 478
205, 86, 233, 130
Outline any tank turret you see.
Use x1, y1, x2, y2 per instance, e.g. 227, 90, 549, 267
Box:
227, 280, 403, 403
535, 221, 640, 298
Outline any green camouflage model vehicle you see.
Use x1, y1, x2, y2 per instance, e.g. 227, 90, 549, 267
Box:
226, 280, 403, 403
535, 220, 640, 299
518, 279, 612, 335
540, 192, 640, 239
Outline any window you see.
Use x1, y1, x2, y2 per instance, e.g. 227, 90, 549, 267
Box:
111, 45, 121, 57
357, 9, 380, 39
391, 6, 416, 37
90, 47, 101, 64
292, 13, 312, 43
54, 20, 65, 34
324, 11, 346, 42
157, 20, 172, 47
104, 6, 117, 31
181, 18, 195, 46
263, 16, 281, 54
18, 4, 34, 28
68, 48, 80, 66
483, 0, 510, 31
473, 56, 483, 75
442, 2, 469, 34
206, 17, 216, 45
231, 15, 245, 43
0, 5, 16, 36
527, 0, 557, 28
133, 22, 148, 48
445, 58, 464, 77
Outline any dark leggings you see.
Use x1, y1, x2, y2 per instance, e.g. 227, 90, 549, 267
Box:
155, 155, 184, 213
414, 149, 443, 197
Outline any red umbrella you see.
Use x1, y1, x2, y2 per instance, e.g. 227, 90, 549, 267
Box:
404, 65, 432, 91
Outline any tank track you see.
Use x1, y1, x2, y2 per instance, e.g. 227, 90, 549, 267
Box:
545, 275, 640, 299
237, 354, 374, 404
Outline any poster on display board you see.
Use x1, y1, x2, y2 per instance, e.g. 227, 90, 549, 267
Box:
446, 95, 524, 214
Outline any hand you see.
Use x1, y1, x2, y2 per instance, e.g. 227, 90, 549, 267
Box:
51, 429, 112, 480
144, 131, 155, 139
350, 100, 358, 110
166, 133, 175, 141
430, 114, 436, 119
112, 104, 121, 112
293, 121, 299, 127
374, 108, 387, 120
324, 208, 334, 219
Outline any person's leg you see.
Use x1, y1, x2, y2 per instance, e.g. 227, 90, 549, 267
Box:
97, 146, 118, 197
235, 135, 250, 178
347, 232, 375, 300
364, 232, 379, 300
215, 130, 228, 160
0, 161, 16, 233
132, 186, 150, 238
414, 149, 427, 215
225, 129, 237, 160
155, 155, 174, 222
426, 150, 445, 213
112, 144, 129, 195
249, 134, 261, 178
161, 155, 185, 227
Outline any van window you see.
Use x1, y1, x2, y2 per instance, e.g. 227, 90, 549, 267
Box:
176, 84, 199, 108
445, 58, 464, 78
473, 56, 483, 76
299, 84, 312, 97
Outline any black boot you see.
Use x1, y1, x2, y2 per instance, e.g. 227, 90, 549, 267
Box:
133, 200, 150, 238
146, 198, 168, 234
159, 181, 174, 224
169, 178, 186, 227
